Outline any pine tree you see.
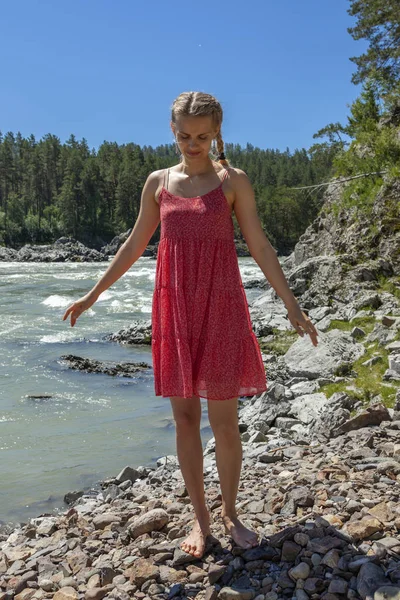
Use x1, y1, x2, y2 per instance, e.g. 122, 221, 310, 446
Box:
347, 0, 400, 109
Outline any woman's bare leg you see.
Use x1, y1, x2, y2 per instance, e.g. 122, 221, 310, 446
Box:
207, 396, 259, 549
170, 395, 211, 557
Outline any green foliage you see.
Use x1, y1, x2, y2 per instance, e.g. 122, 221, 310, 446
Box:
258, 329, 297, 356
318, 320, 399, 408
3, 220, 22, 246
0, 130, 335, 253
331, 119, 400, 215
347, 0, 400, 110
314, 0, 400, 214
376, 273, 400, 302
24, 212, 53, 244
7, 193, 25, 228
345, 79, 382, 138
316, 76, 400, 216
312, 122, 350, 155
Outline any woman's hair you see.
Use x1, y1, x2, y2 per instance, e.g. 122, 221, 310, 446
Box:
171, 91, 230, 167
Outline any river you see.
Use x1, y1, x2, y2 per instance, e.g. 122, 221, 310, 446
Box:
0, 256, 265, 526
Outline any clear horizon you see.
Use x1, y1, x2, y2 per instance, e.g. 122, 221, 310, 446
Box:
1, 0, 367, 153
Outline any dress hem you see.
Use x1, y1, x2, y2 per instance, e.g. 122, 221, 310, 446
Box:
154, 384, 268, 402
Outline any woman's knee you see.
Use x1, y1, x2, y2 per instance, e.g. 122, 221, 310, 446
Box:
207, 396, 239, 435
170, 395, 201, 429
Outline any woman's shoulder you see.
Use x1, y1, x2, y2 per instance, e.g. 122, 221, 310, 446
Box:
221, 165, 249, 184
221, 166, 253, 206
148, 167, 167, 181
224, 165, 247, 176
146, 167, 171, 190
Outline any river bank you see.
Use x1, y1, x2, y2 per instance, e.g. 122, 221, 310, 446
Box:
0, 235, 252, 263
1, 392, 399, 600
0, 257, 266, 528
1, 176, 399, 598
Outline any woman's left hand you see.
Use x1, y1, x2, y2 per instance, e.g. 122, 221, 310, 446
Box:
286, 303, 319, 347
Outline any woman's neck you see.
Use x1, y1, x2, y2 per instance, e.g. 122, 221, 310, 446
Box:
179, 157, 216, 178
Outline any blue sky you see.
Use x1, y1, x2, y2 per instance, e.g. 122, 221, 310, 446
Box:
1, 0, 367, 153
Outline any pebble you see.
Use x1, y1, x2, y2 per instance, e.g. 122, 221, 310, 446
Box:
1, 395, 399, 600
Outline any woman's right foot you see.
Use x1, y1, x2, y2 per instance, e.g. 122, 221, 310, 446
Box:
180, 514, 211, 558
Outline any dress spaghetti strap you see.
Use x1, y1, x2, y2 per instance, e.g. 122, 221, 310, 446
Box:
164, 165, 227, 192
163, 168, 170, 191
221, 166, 230, 183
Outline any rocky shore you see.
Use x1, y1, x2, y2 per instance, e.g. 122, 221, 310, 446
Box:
0, 234, 251, 262
1, 392, 400, 600
0, 236, 150, 263
1, 175, 399, 599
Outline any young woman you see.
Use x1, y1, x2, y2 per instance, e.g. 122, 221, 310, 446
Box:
63, 91, 319, 559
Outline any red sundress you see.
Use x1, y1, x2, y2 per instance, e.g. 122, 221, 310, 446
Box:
151, 166, 268, 401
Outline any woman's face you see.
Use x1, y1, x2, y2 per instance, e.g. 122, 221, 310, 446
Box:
172, 115, 218, 159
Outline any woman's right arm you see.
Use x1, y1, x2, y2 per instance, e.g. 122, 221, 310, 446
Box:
62, 170, 161, 327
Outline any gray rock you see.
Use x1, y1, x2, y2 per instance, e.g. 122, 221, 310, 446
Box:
374, 586, 400, 600
93, 513, 121, 529
1, 237, 109, 262
58, 354, 150, 376
357, 562, 390, 599
288, 561, 310, 580
218, 588, 255, 600
336, 403, 391, 435
115, 466, 141, 484
127, 508, 169, 539
284, 329, 366, 380
104, 320, 152, 345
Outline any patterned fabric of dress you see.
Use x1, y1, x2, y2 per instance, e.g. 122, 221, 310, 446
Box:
151, 166, 268, 401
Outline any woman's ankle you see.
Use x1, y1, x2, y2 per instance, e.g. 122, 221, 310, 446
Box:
195, 507, 211, 526
221, 509, 238, 520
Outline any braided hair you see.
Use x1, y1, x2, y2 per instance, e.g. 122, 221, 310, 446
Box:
171, 91, 230, 167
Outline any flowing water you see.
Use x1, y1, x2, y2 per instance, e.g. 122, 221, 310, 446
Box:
0, 256, 265, 526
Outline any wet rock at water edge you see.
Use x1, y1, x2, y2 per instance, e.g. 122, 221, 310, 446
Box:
58, 354, 151, 376
103, 320, 153, 345
0, 237, 108, 262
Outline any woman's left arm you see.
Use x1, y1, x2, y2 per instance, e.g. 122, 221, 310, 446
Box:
231, 168, 319, 347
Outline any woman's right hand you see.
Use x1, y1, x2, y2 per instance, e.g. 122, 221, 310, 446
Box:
62, 292, 98, 327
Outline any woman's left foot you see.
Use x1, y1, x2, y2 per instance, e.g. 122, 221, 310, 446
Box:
222, 514, 259, 548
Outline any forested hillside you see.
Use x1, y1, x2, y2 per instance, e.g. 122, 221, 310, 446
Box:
0, 134, 335, 255
1, 0, 399, 257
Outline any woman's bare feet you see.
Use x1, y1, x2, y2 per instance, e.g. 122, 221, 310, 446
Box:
180, 514, 211, 558
222, 514, 259, 549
